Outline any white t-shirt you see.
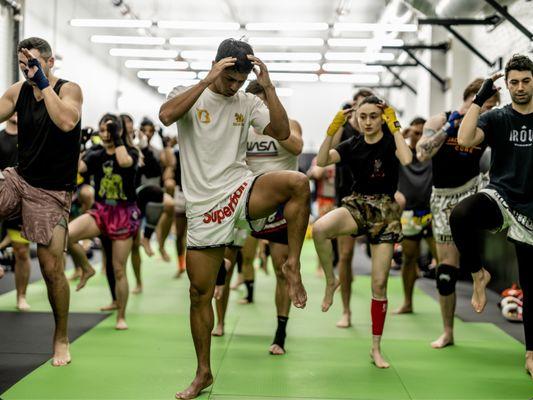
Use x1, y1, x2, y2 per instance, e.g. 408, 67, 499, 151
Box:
167, 86, 270, 217
246, 125, 298, 174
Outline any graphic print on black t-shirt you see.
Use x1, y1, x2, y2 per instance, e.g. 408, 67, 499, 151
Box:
335, 133, 399, 197
478, 104, 533, 219
83, 146, 139, 202
432, 111, 485, 189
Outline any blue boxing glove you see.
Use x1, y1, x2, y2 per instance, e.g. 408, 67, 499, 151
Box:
26, 58, 50, 91
442, 111, 463, 135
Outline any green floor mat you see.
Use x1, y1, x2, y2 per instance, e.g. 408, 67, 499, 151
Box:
1, 240, 531, 399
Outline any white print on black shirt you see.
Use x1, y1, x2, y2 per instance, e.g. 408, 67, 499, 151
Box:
509, 126, 533, 147
371, 159, 385, 179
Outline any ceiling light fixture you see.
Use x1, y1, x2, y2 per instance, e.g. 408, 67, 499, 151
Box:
245, 22, 328, 31
158, 21, 240, 30
91, 35, 165, 45
109, 48, 178, 58
70, 19, 152, 28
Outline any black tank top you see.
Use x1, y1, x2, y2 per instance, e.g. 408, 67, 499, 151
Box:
432, 111, 485, 188
15, 79, 81, 191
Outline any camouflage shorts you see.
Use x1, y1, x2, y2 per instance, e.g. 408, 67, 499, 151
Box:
341, 193, 403, 244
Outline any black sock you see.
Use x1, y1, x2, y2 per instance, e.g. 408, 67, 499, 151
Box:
272, 316, 289, 349
244, 279, 254, 302
216, 260, 227, 286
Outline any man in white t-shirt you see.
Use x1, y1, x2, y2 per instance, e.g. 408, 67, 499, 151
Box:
159, 39, 309, 400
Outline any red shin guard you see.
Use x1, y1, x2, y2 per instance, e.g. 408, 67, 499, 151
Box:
371, 298, 388, 336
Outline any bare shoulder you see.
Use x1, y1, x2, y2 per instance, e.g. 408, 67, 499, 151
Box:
59, 81, 82, 96
289, 118, 302, 133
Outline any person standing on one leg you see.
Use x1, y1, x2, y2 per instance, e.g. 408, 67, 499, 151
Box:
159, 39, 308, 399
395, 118, 437, 314
68, 113, 140, 330
0, 37, 83, 366
452, 54, 533, 377
416, 79, 500, 349
0, 113, 32, 311
312, 96, 412, 368
244, 79, 304, 354
330, 89, 373, 328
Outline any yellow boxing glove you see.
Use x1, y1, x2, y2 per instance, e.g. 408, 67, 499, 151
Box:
326, 110, 348, 137
382, 106, 401, 134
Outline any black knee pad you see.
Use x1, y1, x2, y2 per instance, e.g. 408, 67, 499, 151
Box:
436, 264, 458, 296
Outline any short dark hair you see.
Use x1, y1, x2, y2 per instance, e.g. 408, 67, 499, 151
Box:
353, 88, 373, 102
245, 80, 264, 95
410, 117, 426, 126
359, 95, 383, 107
17, 37, 52, 58
140, 117, 155, 128
505, 54, 533, 80
215, 39, 254, 74
463, 78, 500, 102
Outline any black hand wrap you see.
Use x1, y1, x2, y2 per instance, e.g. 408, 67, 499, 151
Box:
473, 78, 497, 107
107, 122, 124, 147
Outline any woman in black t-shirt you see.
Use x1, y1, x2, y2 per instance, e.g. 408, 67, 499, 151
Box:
312, 96, 412, 369
67, 113, 140, 331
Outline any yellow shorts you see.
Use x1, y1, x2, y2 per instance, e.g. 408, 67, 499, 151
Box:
7, 229, 30, 245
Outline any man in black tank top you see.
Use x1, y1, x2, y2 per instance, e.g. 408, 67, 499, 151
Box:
0, 37, 83, 367
415, 79, 499, 349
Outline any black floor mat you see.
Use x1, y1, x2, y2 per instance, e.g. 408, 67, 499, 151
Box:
0, 311, 110, 394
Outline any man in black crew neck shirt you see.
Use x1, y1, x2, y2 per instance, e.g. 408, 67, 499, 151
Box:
451, 54, 533, 377
0, 37, 83, 367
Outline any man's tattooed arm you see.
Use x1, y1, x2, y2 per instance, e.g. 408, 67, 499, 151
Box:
416, 127, 447, 161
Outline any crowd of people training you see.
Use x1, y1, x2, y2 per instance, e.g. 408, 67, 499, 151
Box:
0, 35, 531, 399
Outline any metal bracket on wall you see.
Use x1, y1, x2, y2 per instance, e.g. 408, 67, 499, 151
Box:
484, 0, 533, 41
382, 42, 450, 52
384, 67, 417, 95
418, 15, 503, 69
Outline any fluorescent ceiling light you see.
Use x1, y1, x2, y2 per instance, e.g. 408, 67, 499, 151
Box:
190, 61, 213, 70
322, 63, 384, 73
265, 62, 320, 72
169, 37, 225, 46
246, 22, 328, 31
256, 52, 322, 61
181, 50, 322, 62
249, 37, 324, 47
91, 35, 165, 45
327, 38, 404, 47
125, 60, 189, 69
149, 78, 199, 87
269, 73, 318, 82
138, 70, 197, 79
158, 21, 240, 30
70, 19, 152, 28
319, 74, 380, 84
324, 52, 395, 61
180, 50, 216, 60
109, 48, 178, 58
334, 22, 417, 32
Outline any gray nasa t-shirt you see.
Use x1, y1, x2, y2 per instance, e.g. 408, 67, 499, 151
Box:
478, 104, 533, 219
